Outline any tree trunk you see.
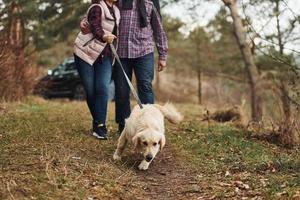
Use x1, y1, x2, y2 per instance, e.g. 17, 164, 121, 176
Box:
9, 1, 26, 84
275, 1, 291, 128
222, 0, 262, 122
9, 2, 22, 47
197, 69, 202, 104
9, 1, 25, 64
275, 0, 284, 55
277, 81, 300, 145
273, 2, 297, 145
279, 82, 291, 125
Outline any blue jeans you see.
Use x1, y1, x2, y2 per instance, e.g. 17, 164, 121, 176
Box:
113, 53, 155, 125
74, 55, 112, 125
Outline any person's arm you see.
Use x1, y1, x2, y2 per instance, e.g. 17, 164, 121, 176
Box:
150, 5, 168, 71
88, 6, 105, 42
80, 16, 91, 34
85, 6, 117, 43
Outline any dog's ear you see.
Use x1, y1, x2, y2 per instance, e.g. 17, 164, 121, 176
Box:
132, 133, 141, 151
159, 135, 166, 150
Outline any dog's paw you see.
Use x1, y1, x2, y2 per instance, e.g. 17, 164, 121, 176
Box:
138, 161, 149, 170
113, 152, 121, 161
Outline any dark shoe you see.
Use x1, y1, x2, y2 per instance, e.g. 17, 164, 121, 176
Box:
118, 124, 125, 134
92, 124, 108, 140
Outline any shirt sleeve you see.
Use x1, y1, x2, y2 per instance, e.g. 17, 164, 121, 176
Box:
88, 6, 105, 42
150, 6, 168, 61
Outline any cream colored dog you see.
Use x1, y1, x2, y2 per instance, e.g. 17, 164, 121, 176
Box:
113, 103, 183, 170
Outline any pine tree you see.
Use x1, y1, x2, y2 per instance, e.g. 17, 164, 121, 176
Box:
0, 0, 89, 101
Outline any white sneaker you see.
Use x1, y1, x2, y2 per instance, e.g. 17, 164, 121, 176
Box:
92, 131, 106, 139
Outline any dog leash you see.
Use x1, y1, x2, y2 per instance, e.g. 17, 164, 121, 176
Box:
110, 44, 144, 109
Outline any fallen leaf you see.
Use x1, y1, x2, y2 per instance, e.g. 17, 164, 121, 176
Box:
276, 191, 288, 197
235, 187, 241, 195
225, 171, 230, 177
260, 179, 268, 187
234, 181, 250, 190
219, 182, 232, 187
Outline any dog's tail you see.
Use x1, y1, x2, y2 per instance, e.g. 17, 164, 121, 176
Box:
155, 103, 183, 124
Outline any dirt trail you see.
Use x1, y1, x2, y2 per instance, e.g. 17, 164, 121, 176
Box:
131, 145, 205, 200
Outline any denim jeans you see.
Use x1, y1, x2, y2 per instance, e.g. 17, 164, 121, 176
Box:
74, 55, 112, 125
113, 53, 154, 125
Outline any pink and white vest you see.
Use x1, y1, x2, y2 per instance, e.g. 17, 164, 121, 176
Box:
74, 1, 120, 66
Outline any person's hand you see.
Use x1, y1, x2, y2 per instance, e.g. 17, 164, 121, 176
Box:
103, 34, 117, 44
157, 60, 167, 72
80, 19, 91, 34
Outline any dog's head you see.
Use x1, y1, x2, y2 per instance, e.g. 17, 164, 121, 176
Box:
132, 129, 165, 162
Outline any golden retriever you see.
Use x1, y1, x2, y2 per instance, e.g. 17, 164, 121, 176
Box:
113, 103, 183, 170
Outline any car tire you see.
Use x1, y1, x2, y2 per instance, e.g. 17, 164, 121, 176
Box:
73, 84, 86, 100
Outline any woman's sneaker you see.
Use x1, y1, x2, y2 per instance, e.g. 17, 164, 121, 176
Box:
92, 124, 108, 140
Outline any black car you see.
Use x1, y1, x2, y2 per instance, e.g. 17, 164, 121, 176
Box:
34, 58, 115, 100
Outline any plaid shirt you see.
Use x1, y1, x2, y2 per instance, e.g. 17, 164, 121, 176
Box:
117, 0, 168, 60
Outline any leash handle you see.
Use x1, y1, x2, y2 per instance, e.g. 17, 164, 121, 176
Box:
110, 44, 144, 109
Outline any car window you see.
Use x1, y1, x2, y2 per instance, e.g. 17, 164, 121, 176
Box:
65, 62, 76, 71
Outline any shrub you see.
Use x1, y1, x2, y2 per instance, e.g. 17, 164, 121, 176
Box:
0, 36, 37, 102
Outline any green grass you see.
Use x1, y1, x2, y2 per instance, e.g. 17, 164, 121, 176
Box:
168, 104, 300, 199
0, 98, 144, 199
0, 98, 299, 199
